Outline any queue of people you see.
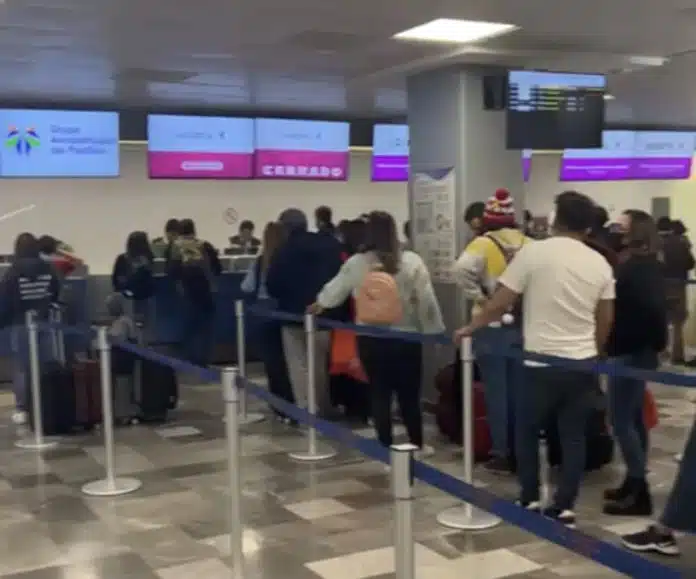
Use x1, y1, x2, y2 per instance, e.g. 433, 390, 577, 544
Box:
2, 195, 696, 559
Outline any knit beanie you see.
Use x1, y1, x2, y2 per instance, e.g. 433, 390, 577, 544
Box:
483, 189, 516, 227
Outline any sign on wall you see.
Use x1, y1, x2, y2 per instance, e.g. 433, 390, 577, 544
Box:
412, 168, 457, 283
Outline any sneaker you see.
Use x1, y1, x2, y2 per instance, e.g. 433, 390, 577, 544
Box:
484, 455, 513, 475
12, 411, 27, 426
603, 480, 653, 517
604, 477, 631, 502
621, 525, 680, 556
543, 506, 576, 528
515, 500, 542, 513
414, 445, 435, 460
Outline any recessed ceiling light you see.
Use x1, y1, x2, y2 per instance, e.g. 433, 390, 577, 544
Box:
628, 55, 668, 67
393, 18, 517, 44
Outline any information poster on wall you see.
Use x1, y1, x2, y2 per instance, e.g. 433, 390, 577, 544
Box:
412, 168, 456, 283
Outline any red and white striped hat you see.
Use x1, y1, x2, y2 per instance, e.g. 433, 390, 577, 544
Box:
483, 188, 515, 227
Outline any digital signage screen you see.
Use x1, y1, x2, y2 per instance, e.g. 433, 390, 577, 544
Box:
507, 70, 605, 150
372, 124, 408, 181
254, 118, 349, 180
0, 109, 119, 177
559, 131, 636, 181
632, 131, 695, 180
147, 115, 254, 179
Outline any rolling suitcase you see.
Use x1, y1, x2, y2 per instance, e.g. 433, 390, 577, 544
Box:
73, 359, 102, 429
112, 374, 138, 425
30, 361, 75, 435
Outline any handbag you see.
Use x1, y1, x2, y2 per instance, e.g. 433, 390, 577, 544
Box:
329, 329, 367, 383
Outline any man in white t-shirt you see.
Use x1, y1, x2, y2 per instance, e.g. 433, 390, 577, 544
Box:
455, 191, 615, 528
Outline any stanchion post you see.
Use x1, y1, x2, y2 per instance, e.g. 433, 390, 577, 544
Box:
436, 336, 501, 530
235, 300, 264, 426
288, 314, 336, 462
223, 367, 245, 579
391, 444, 416, 579
82, 326, 141, 497
16, 310, 59, 450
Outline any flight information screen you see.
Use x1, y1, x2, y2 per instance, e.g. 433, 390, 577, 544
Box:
506, 70, 606, 150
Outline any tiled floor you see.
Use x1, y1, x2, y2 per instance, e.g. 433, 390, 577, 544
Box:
0, 372, 695, 578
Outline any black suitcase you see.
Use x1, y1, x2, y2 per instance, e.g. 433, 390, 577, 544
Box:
30, 361, 76, 435
137, 357, 178, 422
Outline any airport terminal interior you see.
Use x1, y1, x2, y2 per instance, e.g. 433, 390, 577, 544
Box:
5, 0, 696, 577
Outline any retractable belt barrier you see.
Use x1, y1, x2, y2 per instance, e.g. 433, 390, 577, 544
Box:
247, 305, 696, 390
18, 314, 685, 579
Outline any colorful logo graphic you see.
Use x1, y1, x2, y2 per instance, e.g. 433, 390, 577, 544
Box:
6, 126, 40, 155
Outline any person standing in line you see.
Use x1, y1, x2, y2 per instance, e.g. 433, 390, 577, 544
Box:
657, 216, 694, 364
453, 189, 530, 474
151, 218, 180, 259
167, 219, 222, 367
0, 233, 61, 425
266, 208, 343, 416
603, 210, 667, 516
454, 191, 615, 527
308, 211, 444, 456
315, 205, 336, 237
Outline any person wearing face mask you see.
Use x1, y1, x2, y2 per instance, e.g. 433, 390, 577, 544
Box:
603, 210, 667, 516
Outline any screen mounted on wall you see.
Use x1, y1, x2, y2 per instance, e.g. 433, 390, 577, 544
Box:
560, 131, 636, 181
254, 118, 350, 180
147, 115, 254, 179
0, 109, 119, 177
372, 124, 409, 181
632, 131, 695, 180
506, 70, 605, 150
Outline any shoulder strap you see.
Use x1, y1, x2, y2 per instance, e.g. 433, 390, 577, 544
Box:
485, 233, 513, 265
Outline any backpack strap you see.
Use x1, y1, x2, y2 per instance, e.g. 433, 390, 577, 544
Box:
484, 233, 512, 265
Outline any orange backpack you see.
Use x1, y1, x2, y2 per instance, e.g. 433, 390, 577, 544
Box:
355, 262, 403, 326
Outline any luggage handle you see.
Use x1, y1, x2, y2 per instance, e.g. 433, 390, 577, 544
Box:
49, 303, 66, 365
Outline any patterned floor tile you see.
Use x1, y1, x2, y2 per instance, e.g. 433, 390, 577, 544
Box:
155, 557, 231, 579
284, 498, 356, 521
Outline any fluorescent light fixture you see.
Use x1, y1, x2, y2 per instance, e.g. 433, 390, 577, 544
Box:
393, 18, 517, 44
604, 94, 615, 100
628, 55, 668, 67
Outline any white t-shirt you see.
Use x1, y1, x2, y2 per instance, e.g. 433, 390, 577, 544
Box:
498, 236, 615, 361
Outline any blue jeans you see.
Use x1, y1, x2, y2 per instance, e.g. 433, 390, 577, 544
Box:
609, 351, 657, 479
12, 327, 55, 411
516, 363, 594, 510
179, 305, 215, 368
474, 326, 523, 458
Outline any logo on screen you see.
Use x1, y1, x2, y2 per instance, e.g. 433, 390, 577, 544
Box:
6, 126, 40, 155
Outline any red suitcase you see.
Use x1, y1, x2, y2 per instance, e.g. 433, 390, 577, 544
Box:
434, 362, 492, 461
73, 359, 103, 429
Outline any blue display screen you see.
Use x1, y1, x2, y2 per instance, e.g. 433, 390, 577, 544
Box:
0, 109, 120, 177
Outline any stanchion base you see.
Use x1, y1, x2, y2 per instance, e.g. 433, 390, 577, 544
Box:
15, 437, 59, 450
437, 505, 501, 530
81, 477, 142, 497
289, 447, 337, 462
240, 412, 265, 426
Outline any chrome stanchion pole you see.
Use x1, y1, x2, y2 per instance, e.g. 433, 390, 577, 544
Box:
235, 300, 264, 426
16, 310, 58, 450
289, 314, 336, 462
223, 367, 245, 579
82, 326, 141, 496
437, 336, 500, 530
392, 444, 416, 579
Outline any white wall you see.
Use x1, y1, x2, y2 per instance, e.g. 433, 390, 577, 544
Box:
0, 145, 408, 274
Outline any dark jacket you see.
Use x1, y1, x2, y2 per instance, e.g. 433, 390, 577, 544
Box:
607, 254, 668, 357
0, 258, 60, 327
585, 237, 619, 271
266, 230, 343, 317
661, 232, 695, 281
112, 254, 155, 300
228, 235, 261, 255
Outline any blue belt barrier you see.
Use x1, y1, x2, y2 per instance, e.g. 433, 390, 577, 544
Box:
25, 319, 682, 578
247, 306, 696, 390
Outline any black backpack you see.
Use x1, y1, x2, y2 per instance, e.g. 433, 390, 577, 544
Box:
123, 256, 154, 300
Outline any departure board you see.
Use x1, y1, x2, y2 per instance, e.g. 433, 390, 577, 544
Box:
506, 70, 606, 150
